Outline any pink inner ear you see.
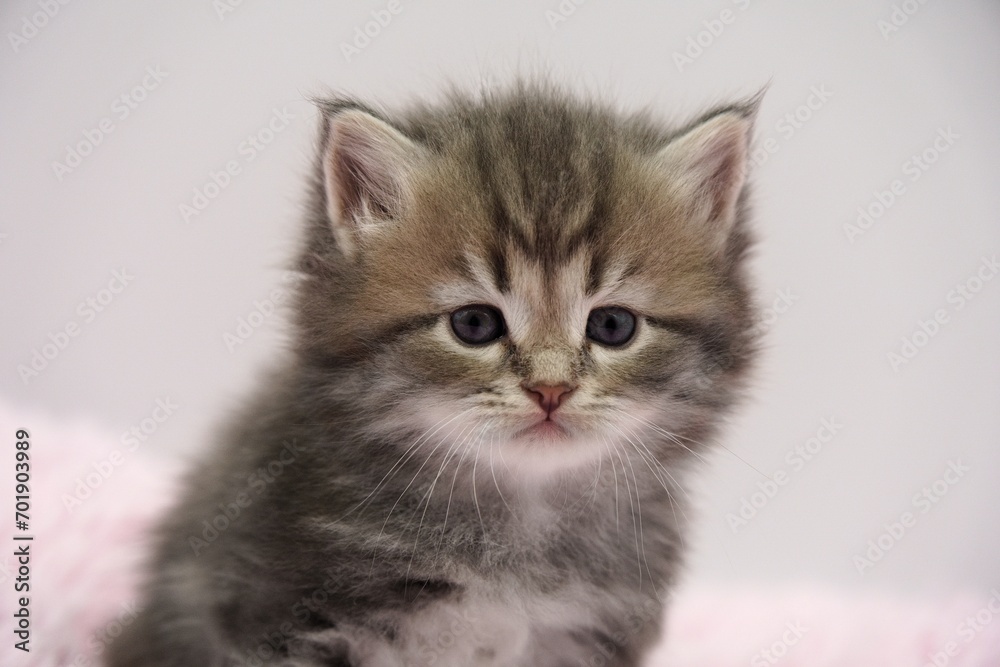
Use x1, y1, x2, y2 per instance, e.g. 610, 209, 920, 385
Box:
323, 112, 420, 232
327, 122, 399, 221
657, 112, 752, 253
696, 127, 747, 223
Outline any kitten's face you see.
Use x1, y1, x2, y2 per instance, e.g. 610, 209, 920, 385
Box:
300, 92, 756, 478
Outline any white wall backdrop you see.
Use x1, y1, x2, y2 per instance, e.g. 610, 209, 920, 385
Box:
2, 0, 998, 595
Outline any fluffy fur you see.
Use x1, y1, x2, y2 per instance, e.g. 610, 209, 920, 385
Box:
107, 83, 760, 666
7, 404, 1000, 667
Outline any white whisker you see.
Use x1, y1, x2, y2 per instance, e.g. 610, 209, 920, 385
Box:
488, 427, 513, 516
343, 407, 475, 521
607, 437, 642, 589
370, 413, 470, 575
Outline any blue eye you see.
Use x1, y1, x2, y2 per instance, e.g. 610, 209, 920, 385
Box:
451, 306, 505, 345
586, 307, 636, 346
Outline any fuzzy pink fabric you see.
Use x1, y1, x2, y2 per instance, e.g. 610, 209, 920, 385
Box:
2, 403, 999, 667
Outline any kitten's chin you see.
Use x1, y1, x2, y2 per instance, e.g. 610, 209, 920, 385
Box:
503, 419, 603, 476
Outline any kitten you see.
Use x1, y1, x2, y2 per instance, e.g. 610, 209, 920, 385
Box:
108, 83, 759, 667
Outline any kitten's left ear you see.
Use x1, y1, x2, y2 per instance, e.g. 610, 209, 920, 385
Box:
320, 106, 426, 258
654, 99, 759, 256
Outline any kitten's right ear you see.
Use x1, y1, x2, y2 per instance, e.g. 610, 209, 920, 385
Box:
320, 107, 425, 258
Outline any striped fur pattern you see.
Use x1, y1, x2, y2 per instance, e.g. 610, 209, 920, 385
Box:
108, 84, 760, 667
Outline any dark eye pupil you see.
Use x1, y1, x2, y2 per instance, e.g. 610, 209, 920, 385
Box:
587, 307, 636, 346
451, 306, 505, 345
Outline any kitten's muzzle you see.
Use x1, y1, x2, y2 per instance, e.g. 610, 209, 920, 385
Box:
521, 382, 575, 418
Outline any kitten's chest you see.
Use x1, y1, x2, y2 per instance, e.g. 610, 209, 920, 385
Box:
360, 581, 597, 667
359, 528, 636, 666
324, 480, 671, 665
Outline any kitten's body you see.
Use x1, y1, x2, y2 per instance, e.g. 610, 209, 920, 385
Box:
109, 84, 758, 667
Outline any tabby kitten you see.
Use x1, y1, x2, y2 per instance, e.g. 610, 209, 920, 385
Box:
108, 83, 759, 667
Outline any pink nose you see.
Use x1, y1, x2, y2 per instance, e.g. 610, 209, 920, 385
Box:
522, 383, 574, 415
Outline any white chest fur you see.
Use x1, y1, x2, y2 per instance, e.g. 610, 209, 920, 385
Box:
348, 584, 601, 667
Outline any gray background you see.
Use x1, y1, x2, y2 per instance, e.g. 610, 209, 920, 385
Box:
2, 0, 998, 594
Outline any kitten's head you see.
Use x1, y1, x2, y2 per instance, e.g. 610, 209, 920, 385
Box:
295, 85, 758, 478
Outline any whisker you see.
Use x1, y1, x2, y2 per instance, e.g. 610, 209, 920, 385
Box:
342, 407, 475, 521
471, 433, 488, 543
617, 420, 694, 506
615, 422, 688, 563
487, 427, 514, 516
610, 409, 711, 466
614, 432, 655, 593
439, 424, 481, 552
405, 420, 484, 584
369, 414, 469, 575
587, 438, 603, 511
608, 422, 671, 493
602, 436, 620, 537
622, 410, 769, 480
614, 414, 740, 579
406, 420, 477, 537
607, 438, 642, 589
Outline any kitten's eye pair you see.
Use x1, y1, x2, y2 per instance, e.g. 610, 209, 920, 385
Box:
450, 306, 636, 347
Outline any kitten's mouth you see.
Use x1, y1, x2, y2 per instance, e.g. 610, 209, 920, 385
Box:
514, 418, 570, 441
